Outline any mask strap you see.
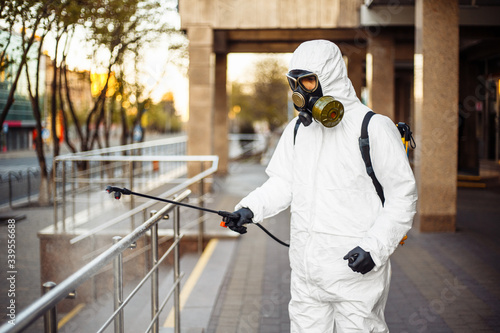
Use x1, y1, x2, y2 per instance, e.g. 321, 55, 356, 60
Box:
293, 117, 302, 145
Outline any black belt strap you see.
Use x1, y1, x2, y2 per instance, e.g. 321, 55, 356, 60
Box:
359, 111, 385, 205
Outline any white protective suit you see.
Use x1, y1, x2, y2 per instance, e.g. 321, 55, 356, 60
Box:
236, 40, 418, 332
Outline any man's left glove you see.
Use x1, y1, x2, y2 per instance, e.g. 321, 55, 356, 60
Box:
343, 246, 375, 274
223, 208, 254, 234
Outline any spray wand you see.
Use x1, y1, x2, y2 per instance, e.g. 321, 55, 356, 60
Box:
105, 186, 289, 247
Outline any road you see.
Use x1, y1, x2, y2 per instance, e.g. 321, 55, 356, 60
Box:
0, 154, 48, 173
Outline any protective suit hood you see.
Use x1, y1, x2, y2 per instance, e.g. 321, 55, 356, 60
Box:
289, 40, 360, 111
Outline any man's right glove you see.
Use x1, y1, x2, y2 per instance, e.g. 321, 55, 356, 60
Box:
223, 208, 254, 234
343, 246, 375, 274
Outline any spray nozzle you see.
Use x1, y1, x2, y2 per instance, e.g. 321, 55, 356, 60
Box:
105, 186, 132, 200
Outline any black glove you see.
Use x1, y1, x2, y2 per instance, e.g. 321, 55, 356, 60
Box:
223, 208, 254, 234
343, 246, 375, 274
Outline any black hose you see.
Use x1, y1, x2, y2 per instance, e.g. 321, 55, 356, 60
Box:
255, 223, 290, 247
106, 186, 290, 248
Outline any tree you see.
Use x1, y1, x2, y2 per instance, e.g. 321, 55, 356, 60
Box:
0, 1, 16, 77
65, 0, 186, 148
22, 0, 59, 205
1, 0, 186, 205
145, 92, 181, 134
0, 0, 50, 127
230, 81, 253, 133
252, 57, 289, 132
230, 56, 289, 133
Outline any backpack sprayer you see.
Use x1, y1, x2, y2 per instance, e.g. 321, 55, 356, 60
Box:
105, 186, 290, 247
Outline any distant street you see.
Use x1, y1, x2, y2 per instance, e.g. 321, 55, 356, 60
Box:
0, 156, 50, 174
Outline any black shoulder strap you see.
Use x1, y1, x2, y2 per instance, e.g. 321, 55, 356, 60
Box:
359, 111, 385, 205
293, 117, 301, 145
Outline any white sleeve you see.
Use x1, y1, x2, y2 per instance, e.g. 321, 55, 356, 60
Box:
359, 115, 418, 268
235, 121, 295, 223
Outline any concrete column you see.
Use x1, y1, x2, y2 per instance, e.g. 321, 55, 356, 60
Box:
414, 0, 459, 232
347, 51, 364, 100
366, 35, 395, 120
187, 25, 214, 157
214, 53, 229, 175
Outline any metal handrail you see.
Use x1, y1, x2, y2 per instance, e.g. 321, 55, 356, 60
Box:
56, 136, 187, 158
68, 155, 218, 244
0, 190, 190, 333
51, 136, 189, 230
55, 154, 215, 163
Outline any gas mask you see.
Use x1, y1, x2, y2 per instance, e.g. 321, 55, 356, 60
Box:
286, 69, 344, 128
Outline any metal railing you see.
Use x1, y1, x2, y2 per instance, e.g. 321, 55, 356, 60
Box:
51, 134, 262, 242
52, 136, 188, 232
63, 154, 218, 256
0, 167, 41, 208
0, 189, 190, 333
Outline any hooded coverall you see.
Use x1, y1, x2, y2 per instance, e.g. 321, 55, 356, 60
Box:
236, 40, 418, 332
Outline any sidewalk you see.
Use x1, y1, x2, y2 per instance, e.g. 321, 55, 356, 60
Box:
205, 162, 500, 333
1, 160, 500, 332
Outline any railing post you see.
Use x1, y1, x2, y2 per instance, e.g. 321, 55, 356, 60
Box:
91, 235, 97, 302
62, 161, 66, 232
72, 162, 76, 228
198, 162, 205, 254
174, 205, 181, 333
42, 282, 57, 333
27, 169, 31, 205
129, 161, 134, 229
53, 159, 58, 230
86, 164, 90, 224
100, 161, 104, 211
8, 172, 13, 209
113, 236, 124, 333
150, 210, 159, 333
144, 209, 149, 272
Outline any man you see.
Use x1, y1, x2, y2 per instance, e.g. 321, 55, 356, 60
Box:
224, 40, 417, 332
